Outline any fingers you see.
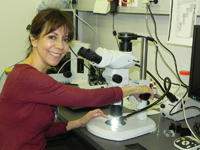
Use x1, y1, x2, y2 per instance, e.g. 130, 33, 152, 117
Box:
133, 85, 154, 102
89, 109, 109, 119
141, 85, 154, 99
80, 109, 108, 127
136, 97, 142, 102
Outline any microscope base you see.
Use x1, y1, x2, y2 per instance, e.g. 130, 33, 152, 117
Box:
86, 114, 156, 141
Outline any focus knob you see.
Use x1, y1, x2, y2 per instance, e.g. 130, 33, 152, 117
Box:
112, 74, 122, 83
63, 71, 72, 78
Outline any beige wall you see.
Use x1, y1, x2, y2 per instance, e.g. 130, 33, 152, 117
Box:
0, 0, 41, 76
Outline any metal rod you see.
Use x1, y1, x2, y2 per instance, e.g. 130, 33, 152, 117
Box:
140, 37, 148, 80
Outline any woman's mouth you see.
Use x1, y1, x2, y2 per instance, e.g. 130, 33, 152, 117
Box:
49, 51, 61, 58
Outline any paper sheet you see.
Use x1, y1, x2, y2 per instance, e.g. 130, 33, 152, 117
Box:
167, 0, 198, 46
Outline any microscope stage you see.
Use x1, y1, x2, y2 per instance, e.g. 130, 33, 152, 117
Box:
86, 114, 156, 141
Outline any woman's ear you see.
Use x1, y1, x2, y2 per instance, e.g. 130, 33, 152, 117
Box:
30, 34, 38, 47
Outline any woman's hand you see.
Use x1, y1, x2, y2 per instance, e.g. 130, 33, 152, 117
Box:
121, 85, 154, 102
79, 108, 108, 127
132, 85, 154, 102
66, 109, 108, 131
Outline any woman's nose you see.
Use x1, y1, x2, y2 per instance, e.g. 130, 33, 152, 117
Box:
55, 39, 64, 50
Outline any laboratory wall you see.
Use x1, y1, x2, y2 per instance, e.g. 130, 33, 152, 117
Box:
0, 0, 41, 76
0, 0, 198, 95
77, 11, 200, 94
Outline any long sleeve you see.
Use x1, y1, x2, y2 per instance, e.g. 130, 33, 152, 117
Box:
13, 65, 123, 107
44, 121, 68, 137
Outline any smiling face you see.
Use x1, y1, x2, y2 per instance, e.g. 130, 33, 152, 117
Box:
24, 8, 74, 72
29, 26, 69, 72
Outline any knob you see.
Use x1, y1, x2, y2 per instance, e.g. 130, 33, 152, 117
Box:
139, 93, 151, 101
160, 104, 165, 108
63, 71, 72, 78
112, 74, 122, 83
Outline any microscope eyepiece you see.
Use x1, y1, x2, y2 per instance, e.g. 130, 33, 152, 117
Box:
78, 47, 102, 64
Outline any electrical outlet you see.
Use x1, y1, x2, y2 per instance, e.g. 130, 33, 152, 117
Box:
127, 0, 138, 8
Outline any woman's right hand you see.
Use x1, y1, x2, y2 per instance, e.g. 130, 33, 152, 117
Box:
66, 108, 108, 131
121, 85, 154, 102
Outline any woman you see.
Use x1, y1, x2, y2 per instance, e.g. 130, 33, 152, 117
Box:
0, 8, 154, 150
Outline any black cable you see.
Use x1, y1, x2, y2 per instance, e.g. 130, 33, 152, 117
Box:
150, 4, 188, 101
168, 86, 189, 116
136, 56, 196, 116
145, 3, 188, 101
154, 42, 164, 82
167, 0, 174, 41
119, 77, 172, 122
147, 3, 187, 88
112, 13, 119, 49
155, 39, 187, 89
155, 41, 188, 102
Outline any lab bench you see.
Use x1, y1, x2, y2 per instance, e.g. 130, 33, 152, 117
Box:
58, 106, 200, 150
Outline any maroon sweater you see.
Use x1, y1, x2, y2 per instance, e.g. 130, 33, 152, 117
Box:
0, 64, 123, 150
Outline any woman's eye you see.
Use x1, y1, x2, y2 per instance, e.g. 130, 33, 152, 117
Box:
64, 39, 69, 43
49, 36, 55, 40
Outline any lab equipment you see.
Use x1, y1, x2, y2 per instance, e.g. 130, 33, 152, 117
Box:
153, 82, 157, 94
174, 136, 200, 150
149, 78, 153, 89
160, 25, 200, 121
160, 97, 200, 121
188, 25, 200, 103
78, 32, 156, 141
